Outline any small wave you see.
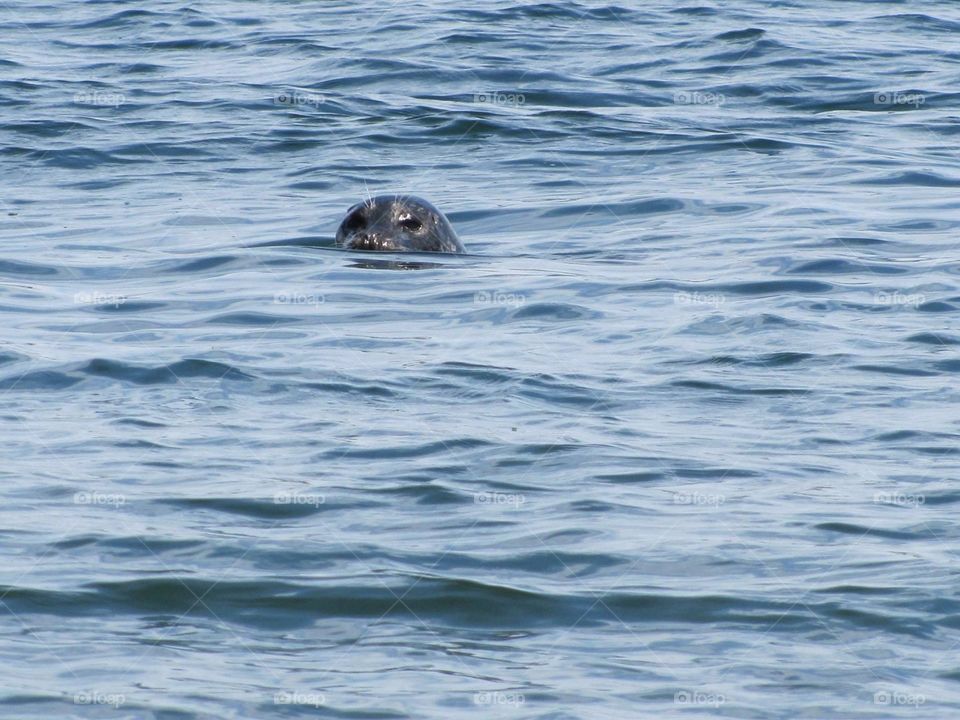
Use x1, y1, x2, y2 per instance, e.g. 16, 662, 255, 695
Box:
595, 470, 674, 483
0, 351, 28, 366
0, 370, 81, 391
853, 364, 937, 377
74, 9, 162, 29
433, 361, 517, 384
137, 39, 238, 51
868, 13, 960, 33
329, 438, 491, 460
905, 332, 960, 345
714, 28, 766, 41
82, 358, 253, 385
917, 300, 957, 313
455, 3, 635, 23
0, 259, 60, 276
510, 303, 599, 321
785, 258, 907, 275
861, 171, 960, 188
1, 575, 925, 636
703, 38, 790, 63
199, 312, 300, 326
541, 198, 685, 218
515, 373, 612, 408
159, 497, 355, 519
378, 482, 467, 506
718, 280, 833, 296
815, 522, 922, 540
671, 380, 802, 397
688, 352, 814, 367
31, 147, 137, 169
167, 255, 239, 273
87, 300, 166, 314
7, 119, 99, 137
821, 236, 889, 247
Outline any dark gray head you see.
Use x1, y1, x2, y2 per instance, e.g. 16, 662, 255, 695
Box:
335, 195, 464, 253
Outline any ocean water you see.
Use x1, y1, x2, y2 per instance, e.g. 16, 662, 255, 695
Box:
2, 1, 960, 717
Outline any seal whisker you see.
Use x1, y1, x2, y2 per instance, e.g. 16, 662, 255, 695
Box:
362, 180, 374, 210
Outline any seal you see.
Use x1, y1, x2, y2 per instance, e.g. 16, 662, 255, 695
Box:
335, 195, 465, 254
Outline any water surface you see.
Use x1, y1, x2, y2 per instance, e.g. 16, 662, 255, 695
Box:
2, 1, 960, 717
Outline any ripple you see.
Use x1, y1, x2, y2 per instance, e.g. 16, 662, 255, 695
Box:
329, 438, 491, 460
167, 255, 240, 273
786, 258, 907, 275
158, 497, 362, 519
74, 9, 162, 29
0, 259, 60, 276
861, 171, 960, 188
714, 28, 766, 41
917, 300, 957, 313
82, 358, 254, 385
542, 198, 685, 218
905, 332, 960, 346
718, 280, 834, 296
199, 312, 299, 326
815, 523, 923, 540
510, 303, 598, 321
0, 370, 81, 391
671, 379, 802, 396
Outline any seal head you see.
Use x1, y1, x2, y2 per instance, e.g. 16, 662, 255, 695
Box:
335, 195, 464, 254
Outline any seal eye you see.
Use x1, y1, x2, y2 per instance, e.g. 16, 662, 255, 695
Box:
399, 215, 423, 233
344, 211, 365, 231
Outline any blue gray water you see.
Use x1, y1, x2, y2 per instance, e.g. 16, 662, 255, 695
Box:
2, 1, 959, 717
